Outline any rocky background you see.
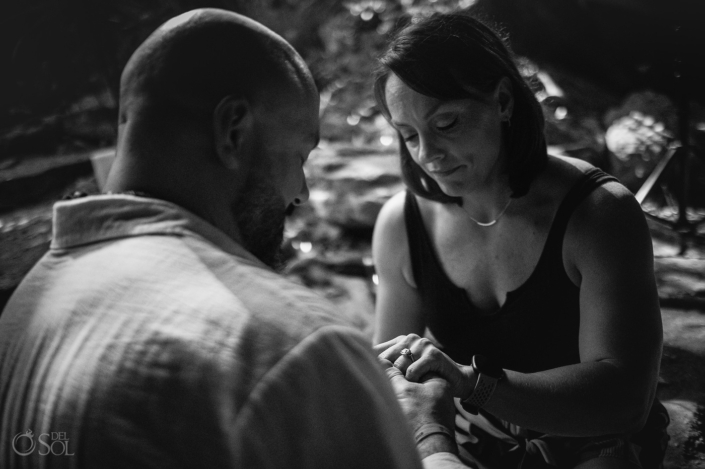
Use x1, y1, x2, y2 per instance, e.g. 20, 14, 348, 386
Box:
1, 0, 705, 466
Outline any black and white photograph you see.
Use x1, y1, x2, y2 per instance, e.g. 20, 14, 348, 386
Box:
1, 1, 704, 467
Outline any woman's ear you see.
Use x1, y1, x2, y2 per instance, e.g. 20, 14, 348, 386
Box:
494, 77, 514, 122
213, 96, 252, 170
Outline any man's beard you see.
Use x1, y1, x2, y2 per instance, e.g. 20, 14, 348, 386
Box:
232, 178, 287, 271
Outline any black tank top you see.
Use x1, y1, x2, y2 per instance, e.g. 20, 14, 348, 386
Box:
404, 168, 618, 373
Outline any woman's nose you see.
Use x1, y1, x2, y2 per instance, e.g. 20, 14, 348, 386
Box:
417, 138, 442, 164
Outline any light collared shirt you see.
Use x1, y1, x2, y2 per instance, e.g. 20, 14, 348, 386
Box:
0, 195, 464, 468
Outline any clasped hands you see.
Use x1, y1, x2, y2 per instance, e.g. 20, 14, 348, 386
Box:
375, 334, 477, 449
375, 334, 476, 401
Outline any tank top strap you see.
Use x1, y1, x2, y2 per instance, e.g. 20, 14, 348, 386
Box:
405, 190, 464, 294
404, 190, 433, 278
542, 167, 620, 259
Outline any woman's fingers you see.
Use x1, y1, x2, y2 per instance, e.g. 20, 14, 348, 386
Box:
372, 335, 407, 355
407, 352, 473, 398
376, 334, 421, 363
375, 334, 462, 385
406, 357, 453, 384
393, 353, 414, 374
405, 348, 445, 382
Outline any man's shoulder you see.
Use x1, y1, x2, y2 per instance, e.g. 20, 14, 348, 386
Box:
193, 250, 373, 410
185, 236, 359, 351
230, 266, 355, 343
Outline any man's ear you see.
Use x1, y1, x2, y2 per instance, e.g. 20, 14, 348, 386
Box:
213, 96, 252, 170
494, 77, 514, 122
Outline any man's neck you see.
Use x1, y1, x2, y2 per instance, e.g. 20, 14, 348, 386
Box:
106, 168, 245, 249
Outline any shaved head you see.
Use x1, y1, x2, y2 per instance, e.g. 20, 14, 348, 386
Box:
107, 9, 319, 268
120, 8, 315, 123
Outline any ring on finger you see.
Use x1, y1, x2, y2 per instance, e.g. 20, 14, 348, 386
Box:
400, 348, 415, 363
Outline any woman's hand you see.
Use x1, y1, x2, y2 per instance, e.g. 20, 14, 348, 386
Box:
374, 334, 476, 400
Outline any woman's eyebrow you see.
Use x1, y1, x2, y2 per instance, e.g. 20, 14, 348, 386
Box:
422, 101, 445, 119
390, 102, 457, 128
390, 120, 412, 128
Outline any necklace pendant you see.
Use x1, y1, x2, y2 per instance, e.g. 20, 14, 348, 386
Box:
475, 219, 498, 227
467, 196, 513, 227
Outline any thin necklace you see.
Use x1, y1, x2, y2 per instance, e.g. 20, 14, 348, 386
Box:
466, 197, 513, 227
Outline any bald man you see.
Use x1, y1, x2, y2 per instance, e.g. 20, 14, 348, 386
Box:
0, 9, 467, 469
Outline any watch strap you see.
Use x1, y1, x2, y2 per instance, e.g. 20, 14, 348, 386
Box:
461, 355, 504, 415
461, 371, 499, 414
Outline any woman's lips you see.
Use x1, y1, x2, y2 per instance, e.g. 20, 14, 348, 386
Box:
428, 166, 461, 177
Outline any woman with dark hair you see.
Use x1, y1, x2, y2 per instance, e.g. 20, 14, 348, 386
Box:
373, 12, 669, 469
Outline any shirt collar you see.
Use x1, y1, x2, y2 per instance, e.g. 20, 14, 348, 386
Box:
50, 194, 264, 267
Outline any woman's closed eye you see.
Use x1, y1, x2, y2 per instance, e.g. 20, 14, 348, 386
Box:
435, 117, 458, 132
402, 133, 419, 144
398, 115, 457, 144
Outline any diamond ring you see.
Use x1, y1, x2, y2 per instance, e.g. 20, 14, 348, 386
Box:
400, 348, 415, 363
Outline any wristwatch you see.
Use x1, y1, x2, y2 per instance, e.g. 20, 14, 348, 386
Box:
460, 355, 505, 415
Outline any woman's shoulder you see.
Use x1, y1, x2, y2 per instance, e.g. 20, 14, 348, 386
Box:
376, 190, 407, 232
540, 154, 632, 203
544, 154, 637, 217
543, 154, 596, 187
548, 155, 650, 277
375, 190, 438, 234
373, 191, 411, 259
373, 190, 418, 287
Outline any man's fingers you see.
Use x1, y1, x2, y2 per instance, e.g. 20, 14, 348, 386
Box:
416, 371, 444, 383
385, 365, 405, 381
378, 357, 394, 369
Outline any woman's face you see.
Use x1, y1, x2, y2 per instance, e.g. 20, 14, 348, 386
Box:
384, 74, 511, 197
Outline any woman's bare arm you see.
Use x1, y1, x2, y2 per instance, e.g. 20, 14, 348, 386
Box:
372, 191, 426, 344
380, 183, 663, 436
486, 182, 662, 435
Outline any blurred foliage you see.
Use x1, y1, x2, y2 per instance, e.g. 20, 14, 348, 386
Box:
0, 0, 477, 156
2, 0, 699, 200
312, 0, 478, 144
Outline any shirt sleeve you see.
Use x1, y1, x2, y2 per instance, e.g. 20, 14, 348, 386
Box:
422, 452, 469, 469
232, 325, 427, 469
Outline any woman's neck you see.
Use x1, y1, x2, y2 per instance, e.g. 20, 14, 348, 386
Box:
459, 176, 513, 224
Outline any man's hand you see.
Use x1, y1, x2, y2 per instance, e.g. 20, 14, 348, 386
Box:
382, 361, 458, 459
384, 365, 456, 431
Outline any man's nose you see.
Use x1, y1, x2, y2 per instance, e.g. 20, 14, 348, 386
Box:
293, 179, 309, 206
